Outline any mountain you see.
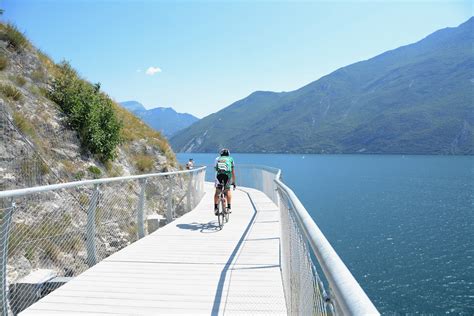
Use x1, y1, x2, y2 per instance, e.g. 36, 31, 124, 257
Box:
120, 101, 198, 137
171, 18, 474, 155
121, 100, 146, 112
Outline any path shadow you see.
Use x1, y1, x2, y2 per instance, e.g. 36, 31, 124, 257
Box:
176, 221, 221, 233
211, 189, 258, 315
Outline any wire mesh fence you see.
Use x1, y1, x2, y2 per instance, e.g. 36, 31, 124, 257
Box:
0, 102, 56, 191
0, 167, 205, 315
234, 164, 377, 316
278, 187, 331, 315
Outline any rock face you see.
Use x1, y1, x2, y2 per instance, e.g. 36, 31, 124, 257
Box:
0, 24, 194, 296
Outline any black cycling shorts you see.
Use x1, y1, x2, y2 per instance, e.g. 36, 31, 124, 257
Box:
216, 173, 230, 190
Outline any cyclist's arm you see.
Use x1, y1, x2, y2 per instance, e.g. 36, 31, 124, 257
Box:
231, 164, 236, 185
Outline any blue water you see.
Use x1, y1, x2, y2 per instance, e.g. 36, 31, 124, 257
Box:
178, 153, 474, 315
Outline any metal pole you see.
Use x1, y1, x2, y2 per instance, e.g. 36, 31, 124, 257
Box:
86, 185, 99, 267
0, 199, 14, 316
186, 173, 192, 211
166, 184, 173, 223
137, 179, 146, 239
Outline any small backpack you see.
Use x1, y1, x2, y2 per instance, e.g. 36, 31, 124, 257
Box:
216, 157, 232, 174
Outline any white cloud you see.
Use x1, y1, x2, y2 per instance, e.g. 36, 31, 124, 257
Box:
146, 66, 162, 76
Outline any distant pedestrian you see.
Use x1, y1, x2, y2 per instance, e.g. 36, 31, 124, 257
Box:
186, 158, 194, 170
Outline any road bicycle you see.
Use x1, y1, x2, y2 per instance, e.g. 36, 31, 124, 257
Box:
216, 180, 234, 229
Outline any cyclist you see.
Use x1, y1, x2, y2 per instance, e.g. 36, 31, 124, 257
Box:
185, 158, 194, 170
214, 148, 236, 215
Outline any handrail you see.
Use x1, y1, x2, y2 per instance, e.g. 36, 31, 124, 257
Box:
0, 165, 207, 315
274, 174, 379, 315
0, 166, 206, 198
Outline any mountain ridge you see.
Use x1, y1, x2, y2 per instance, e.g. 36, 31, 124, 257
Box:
120, 100, 198, 137
171, 18, 473, 154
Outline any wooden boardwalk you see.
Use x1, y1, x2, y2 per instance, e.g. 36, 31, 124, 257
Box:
22, 183, 287, 315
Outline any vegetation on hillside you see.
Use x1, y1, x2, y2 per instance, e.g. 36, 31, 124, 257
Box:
0, 23, 30, 51
49, 62, 122, 162
0, 21, 176, 170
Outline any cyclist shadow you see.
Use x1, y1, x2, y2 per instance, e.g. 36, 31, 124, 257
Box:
176, 221, 221, 234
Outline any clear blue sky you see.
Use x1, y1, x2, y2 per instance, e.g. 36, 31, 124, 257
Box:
2, 0, 472, 118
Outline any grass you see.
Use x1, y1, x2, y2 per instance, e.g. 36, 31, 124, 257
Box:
78, 193, 89, 206
0, 55, 7, 70
37, 49, 58, 75
12, 111, 51, 155
0, 83, 22, 101
19, 156, 49, 177
31, 69, 46, 82
134, 154, 155, 173
13, 111, 36, 138
8, 215, 76, 262
39, 159, 49, 175
62, 160, 77, 174
113, 103, 177, 166
0, 23, 29, 51
104, 161, 123, 177
14, 75, 26, 86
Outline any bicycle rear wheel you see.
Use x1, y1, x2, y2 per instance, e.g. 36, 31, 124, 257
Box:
224, 208, 229, 223
217, 212, 224, 229
218, 200, 225, 229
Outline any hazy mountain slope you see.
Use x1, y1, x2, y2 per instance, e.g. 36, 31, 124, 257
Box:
121, 100, 146, 112
120, 101, 198, 137
171, 18, 473, 154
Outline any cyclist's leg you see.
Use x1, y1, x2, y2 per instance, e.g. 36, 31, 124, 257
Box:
214, 188, 219, 204
214, 180, 222, 215
226, 175, 233, 211
226, 189, 232, 212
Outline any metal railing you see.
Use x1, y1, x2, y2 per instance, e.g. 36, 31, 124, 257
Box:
235, 164, 379, 315
0, 166, 206, 315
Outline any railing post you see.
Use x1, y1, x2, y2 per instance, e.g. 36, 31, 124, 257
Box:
137, 179, 146, 239
186, 173, 192, 211
166, 184, 173, 223
86, 184, 100, 267
0, 199, 14, 316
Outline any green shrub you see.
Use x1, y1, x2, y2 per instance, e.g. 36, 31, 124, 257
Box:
134, 154, 155, 172
49, 61, 122, 162
0, 55, 7, 70
74, 171, 85, 180
0, 84, 22, 101
0, 23, 29, 51
87, 165, 102, 178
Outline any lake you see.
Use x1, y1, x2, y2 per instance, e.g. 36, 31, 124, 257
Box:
177, 153, 473, 315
